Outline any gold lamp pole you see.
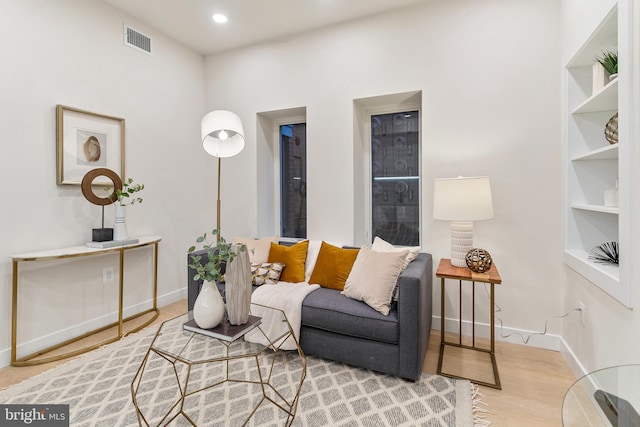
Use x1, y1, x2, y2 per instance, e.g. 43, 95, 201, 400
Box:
201, 110, 245, 241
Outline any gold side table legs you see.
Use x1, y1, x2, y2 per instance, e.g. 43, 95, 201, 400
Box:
436, 259, 502, 389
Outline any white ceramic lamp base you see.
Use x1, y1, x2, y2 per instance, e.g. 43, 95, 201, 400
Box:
450, 221, 474, 267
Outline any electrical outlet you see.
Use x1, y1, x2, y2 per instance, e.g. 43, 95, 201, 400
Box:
579, 301, 586, 326
103, 267, 114, 284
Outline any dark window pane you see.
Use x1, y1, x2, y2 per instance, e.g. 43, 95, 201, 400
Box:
371, 111, 420, 246
280, 123, 307, 239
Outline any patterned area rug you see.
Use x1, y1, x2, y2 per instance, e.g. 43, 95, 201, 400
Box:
0, 326, 485, 426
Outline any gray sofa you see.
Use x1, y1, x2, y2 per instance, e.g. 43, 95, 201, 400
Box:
187, 251, 432, 381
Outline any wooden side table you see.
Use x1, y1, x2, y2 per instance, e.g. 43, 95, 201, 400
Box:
436, 258, 502, 389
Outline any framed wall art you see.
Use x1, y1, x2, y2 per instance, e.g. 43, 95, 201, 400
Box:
56, 105, 125, 185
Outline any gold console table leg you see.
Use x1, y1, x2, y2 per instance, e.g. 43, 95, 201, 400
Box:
11, 237, 161, 367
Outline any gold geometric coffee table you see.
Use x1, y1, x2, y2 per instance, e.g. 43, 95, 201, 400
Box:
131, 303, 306, 426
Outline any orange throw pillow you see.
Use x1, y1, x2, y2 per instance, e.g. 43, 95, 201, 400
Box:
267, 240, 309, 283
309, 242, 359, 290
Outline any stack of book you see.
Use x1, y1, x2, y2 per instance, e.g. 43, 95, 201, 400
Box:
183, 315, 262, 342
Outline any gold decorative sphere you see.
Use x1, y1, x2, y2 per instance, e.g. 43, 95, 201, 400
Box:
465, 248, 493, 273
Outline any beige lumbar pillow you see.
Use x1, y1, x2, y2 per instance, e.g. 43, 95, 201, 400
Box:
231, 236, 279, 263
371, 236, 420, 270
342, 245, 409, 315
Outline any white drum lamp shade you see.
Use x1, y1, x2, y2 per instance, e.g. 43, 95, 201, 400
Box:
201, 110, 245, 158
433, 176, 494, 267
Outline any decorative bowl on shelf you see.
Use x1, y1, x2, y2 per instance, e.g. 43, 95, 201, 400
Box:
604, 112, 618, 145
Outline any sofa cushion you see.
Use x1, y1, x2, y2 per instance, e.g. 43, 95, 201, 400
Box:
302, 287, 398, 344
371, 236, 421, 270
251, 262, 285, 285
308, 241, 359, 290
268, 240, 309, 282
342, 245, 408, 315
231, 236, 279, 263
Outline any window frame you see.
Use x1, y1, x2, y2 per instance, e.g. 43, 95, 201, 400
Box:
273, 115, 307, 243
365, 105, 422, 246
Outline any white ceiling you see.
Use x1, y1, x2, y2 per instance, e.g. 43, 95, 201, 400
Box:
100, 0, 432, 55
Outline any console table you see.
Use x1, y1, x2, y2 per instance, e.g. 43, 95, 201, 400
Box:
436, 258, 502, 389
10, 235, 161, 366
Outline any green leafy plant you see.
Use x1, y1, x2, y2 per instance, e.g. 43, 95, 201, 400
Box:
595, 50, 618, 75
106, 178, 144, 206
187, 230, 246, 283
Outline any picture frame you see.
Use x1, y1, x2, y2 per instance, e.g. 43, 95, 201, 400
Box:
56, 105, 125, 185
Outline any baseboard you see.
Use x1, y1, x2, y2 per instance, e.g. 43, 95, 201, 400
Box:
558, 335, 589, 379
0, 287, 187, 369
1, 301, 581, 371
432, 315, 563, 352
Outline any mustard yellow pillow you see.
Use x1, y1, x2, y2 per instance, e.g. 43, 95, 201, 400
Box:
267, 241, 309, 283
309, 242, 359, 290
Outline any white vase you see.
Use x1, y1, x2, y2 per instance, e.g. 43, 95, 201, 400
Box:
604, 179, 619, 207
113, 205, 128, 241
224, 244, 252, 325
193, 280, 225, 329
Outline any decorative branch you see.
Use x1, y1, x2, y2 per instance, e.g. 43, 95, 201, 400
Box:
588, 241, 619, 264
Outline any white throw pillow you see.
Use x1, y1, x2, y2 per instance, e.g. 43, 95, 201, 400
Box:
231, 236, 279, 263
304, 240, 323, 282
342, 245, 409, 315
371, 236, 421, 270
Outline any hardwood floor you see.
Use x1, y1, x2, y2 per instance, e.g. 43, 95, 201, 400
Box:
1, 300, 576, 426
424, 330, 577, 426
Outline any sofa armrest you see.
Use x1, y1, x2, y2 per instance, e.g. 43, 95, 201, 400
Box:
396, 252, 433, 380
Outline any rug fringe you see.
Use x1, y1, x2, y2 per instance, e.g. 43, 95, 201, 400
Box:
471, 383, 492, 426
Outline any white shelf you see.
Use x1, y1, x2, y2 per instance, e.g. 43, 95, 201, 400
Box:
563, 2, 631, 307
571, 204, 619, 214
571, 144, 618, 161
564, 250, 629, 308
567, 7, 618, 67
572, 78, 618, 114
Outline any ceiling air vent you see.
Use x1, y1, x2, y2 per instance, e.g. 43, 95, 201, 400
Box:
124, 24, 152, 55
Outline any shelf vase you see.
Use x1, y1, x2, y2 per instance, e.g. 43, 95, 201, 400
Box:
224, 244, 252, 325
193, 280, 225, 329
604, 179, 619, 207
113, 205, 128, 241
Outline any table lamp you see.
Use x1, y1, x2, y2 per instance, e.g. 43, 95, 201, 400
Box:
433, 176, 494, 267
201, 110, 245, 240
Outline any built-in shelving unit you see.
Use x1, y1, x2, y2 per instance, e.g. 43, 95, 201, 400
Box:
564, 3, 632, 307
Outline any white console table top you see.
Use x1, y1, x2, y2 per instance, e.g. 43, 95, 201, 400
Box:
11, 235, 162, 261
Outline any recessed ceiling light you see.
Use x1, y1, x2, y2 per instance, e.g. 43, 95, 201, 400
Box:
212, 13, 228, 24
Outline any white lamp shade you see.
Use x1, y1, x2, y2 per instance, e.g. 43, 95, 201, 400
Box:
433, 176, 494, 221
201, 110, 245, 158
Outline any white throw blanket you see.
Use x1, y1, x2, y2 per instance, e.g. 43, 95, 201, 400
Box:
245, 282, 320, 350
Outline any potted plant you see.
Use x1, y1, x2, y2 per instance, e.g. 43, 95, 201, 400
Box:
105, 178, 144, 241
110, 178, 144, 206
595, 50, 618, 80
187, 230, 242, 283
188, 230, 249, 328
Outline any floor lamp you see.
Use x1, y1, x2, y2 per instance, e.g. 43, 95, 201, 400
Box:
433, 176, 494, 267
201, 110, 245, 241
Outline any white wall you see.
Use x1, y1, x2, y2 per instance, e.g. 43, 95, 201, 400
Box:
0, 0, 209, 366
561, 0, 640, 375
204, 0, 565, 343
